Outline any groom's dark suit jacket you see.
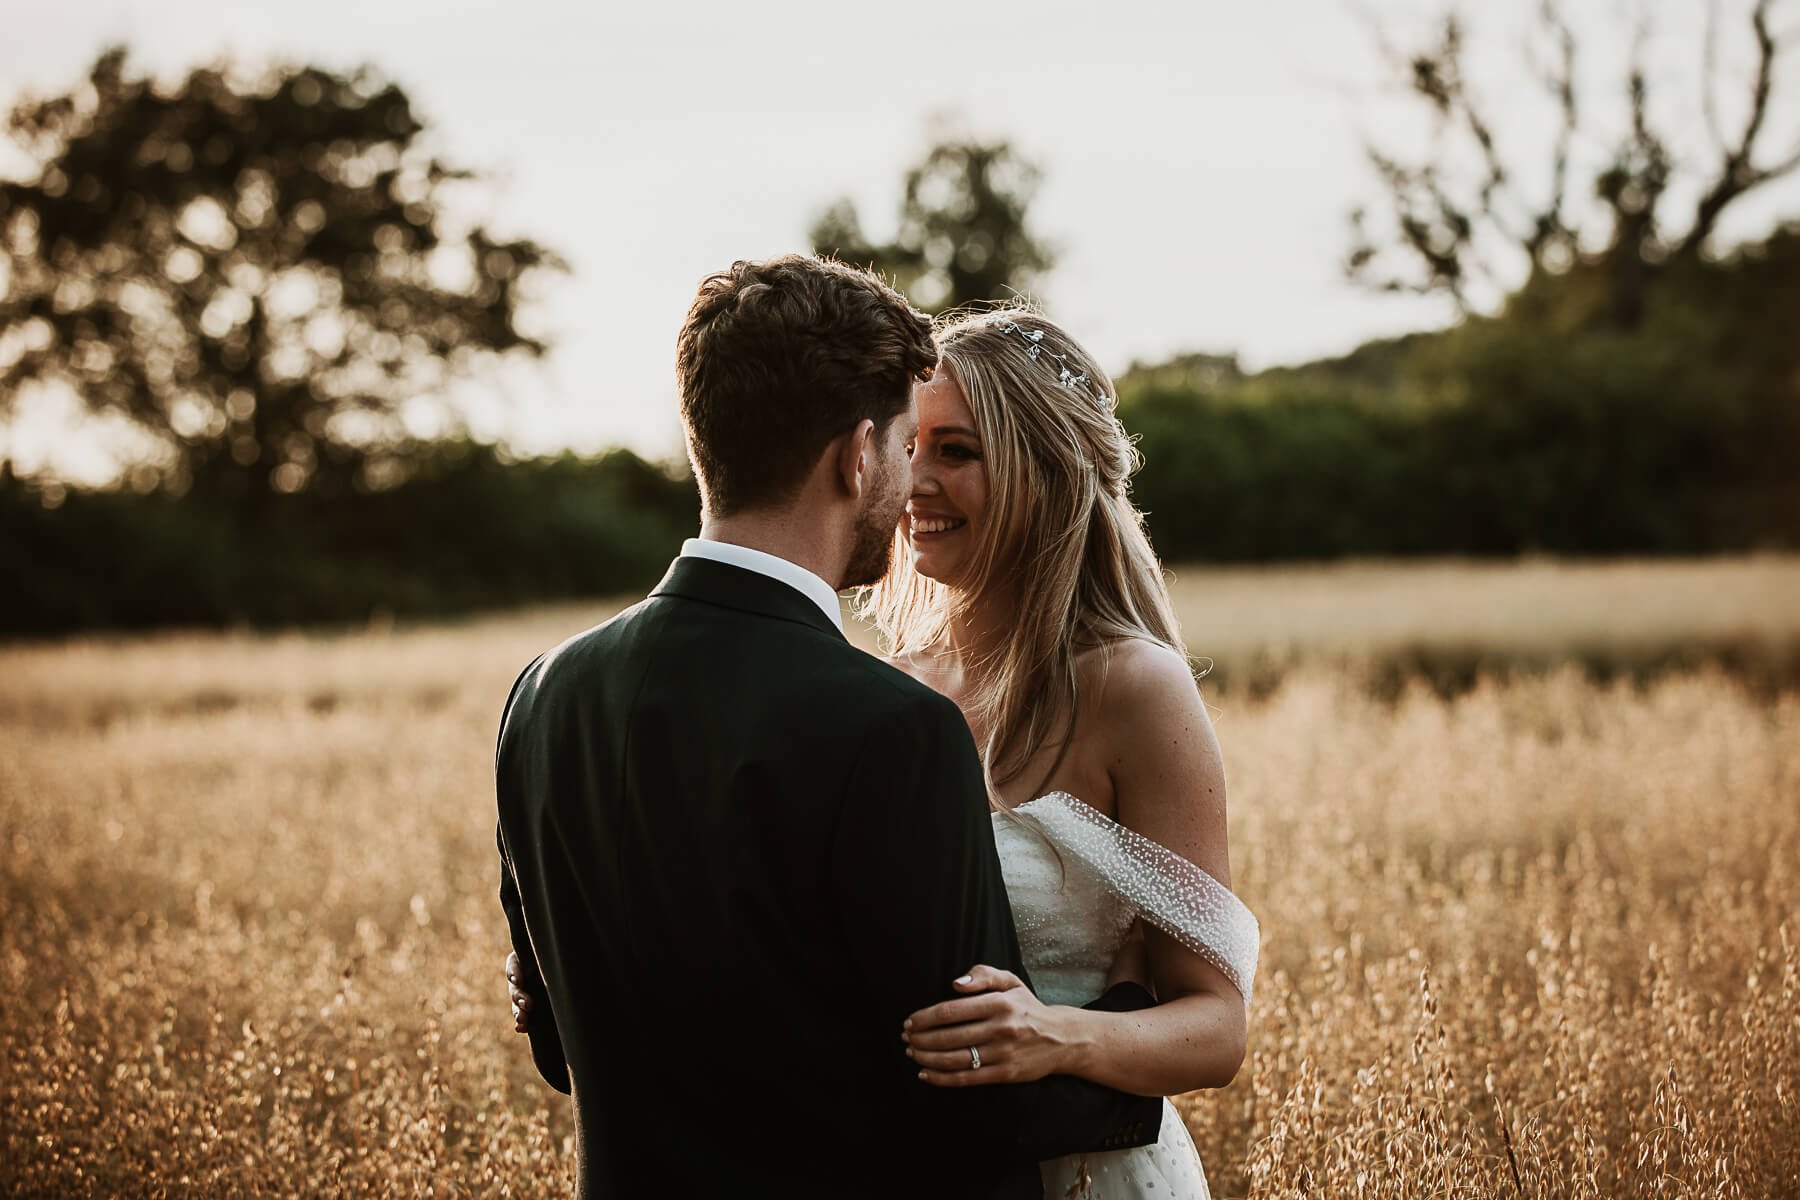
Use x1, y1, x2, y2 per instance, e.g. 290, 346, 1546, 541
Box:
496, 555, 1162, 1198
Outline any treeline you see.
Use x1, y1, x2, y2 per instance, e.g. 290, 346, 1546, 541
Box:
1, 446, 698, 634
5, 228, 1796, 636
1124, 226, 1800, 559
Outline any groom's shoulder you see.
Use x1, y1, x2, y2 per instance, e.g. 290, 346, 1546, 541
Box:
810, 643, 969, 746
511, 596, 935, 693
821, 636, 947, 704
505, 594, 958, 730
543, 596, 653, 657
500, 596, 660, 698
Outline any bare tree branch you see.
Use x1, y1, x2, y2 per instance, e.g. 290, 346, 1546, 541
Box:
1525, 0, 1579, 261
1352, 137, 1516, 312
1760, 141, 1800, 178
1680, 0, 1789, 256
1349, 8, 1527, 307
1436, 20, 1522, 243
1596, 25, 1674, 328
1702, 0, 1730, 154
1346, 0, 1794, 324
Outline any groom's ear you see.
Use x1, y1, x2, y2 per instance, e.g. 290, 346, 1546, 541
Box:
835, 418, 876, 500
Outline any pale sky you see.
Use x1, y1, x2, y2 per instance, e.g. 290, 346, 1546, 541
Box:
5, 0, 1797, 478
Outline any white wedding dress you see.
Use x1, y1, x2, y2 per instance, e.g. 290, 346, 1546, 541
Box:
992, 792, 1260, 1200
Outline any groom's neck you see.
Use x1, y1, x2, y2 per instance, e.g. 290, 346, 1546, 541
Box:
698, 509, 847, 591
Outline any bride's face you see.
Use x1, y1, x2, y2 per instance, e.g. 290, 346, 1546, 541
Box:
904, 372, 989, 586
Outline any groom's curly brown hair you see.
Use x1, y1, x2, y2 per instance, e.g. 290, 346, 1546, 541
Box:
676, 255, 936, 516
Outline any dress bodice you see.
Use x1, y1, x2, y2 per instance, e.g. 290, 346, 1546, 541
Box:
992, 797, 1140, 1006
990, 791, 1257, 1199
991, 792, 1260, 1009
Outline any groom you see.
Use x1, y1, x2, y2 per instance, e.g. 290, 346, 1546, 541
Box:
495, 255, 1162, 1197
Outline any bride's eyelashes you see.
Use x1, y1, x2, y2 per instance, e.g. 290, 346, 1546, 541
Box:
906, 439, 983, 462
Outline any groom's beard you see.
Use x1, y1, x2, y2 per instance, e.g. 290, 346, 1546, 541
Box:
841, 462, 906, 590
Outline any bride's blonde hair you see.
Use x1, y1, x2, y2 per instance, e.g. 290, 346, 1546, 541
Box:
857, 306, 1186, 808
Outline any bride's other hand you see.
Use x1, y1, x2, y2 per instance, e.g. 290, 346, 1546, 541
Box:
505, 951, 533, 1033
902, 964, 1086, 1087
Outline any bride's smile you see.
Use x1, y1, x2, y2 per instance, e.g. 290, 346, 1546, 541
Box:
904, 371, 989, 581
863, 311, 1252, 1199
908, 513, 966, 536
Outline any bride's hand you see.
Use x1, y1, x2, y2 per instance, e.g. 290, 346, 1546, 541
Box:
901, 965, 1084, 1087
505, 951, 534, 1033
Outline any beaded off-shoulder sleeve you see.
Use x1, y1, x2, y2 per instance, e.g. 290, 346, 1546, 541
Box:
1024, 791, 1260, 1007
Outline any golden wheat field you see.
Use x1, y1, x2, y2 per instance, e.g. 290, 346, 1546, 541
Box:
3, 556, 1797, 1198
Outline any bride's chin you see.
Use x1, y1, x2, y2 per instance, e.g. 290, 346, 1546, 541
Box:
909, 549, 952, 583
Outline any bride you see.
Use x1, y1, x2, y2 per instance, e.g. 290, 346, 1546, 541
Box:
508, 308, 1257, 1199
873, 310, 1256, 1199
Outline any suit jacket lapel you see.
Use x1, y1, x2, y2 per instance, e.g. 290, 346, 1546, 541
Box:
650, 556, 847, 642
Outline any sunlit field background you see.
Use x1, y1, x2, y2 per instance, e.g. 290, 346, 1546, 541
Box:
3, 555, 1796, 1198
6, 0, 1800, 1192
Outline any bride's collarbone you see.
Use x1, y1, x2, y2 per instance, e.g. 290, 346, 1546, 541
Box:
991, 747, 1116, 818
894, 644, 1127, 818
984, 715, 1120, 819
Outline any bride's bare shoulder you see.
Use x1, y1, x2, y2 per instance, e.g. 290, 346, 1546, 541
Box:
1079, 637, 1202, 708
1079, 638, 1216, 771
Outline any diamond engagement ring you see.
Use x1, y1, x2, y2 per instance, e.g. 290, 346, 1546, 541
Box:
968, 1046, 982, 1070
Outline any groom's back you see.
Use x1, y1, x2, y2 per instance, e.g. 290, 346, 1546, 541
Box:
496, 557, 998, 1196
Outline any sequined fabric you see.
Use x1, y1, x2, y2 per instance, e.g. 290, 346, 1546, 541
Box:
1025, 791, 1259, 1007
991, 802, 1137, 1009
992, 791, 1259, 1200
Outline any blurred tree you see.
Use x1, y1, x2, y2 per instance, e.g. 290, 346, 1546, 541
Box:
1114, 351, 1246, 400
810, 135, 1055, 314
1347, 0, 1800, 330
0, 49, 563, 500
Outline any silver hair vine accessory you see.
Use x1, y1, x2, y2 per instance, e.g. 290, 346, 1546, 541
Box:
997, 320, 1112, 410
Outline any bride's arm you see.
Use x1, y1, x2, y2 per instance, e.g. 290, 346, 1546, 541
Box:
906, 641, 1249, 1097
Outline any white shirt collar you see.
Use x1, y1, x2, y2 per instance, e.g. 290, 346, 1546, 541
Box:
679, 538, 844, 633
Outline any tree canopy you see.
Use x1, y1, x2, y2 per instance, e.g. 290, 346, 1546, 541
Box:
0, 49, 563, 499
810, 134, 1054, 315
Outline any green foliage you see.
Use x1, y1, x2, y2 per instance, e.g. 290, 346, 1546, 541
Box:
810, 135, 1054, 314
1124, 387, 1429, 560
1122, 226, 1800, 561
0, 49, 563, 500
0, 444, 698, 634
12, 226, 1793, 635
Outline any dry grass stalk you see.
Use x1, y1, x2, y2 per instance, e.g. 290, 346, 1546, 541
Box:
3, 561, 1796, 1196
